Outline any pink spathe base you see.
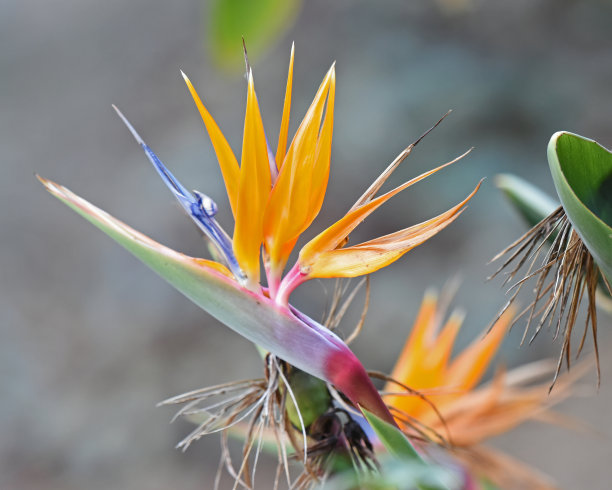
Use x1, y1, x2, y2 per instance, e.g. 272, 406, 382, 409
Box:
324, 349, 397, 427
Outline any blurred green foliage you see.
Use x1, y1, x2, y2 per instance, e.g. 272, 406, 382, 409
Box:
495, 173, 559, 227
208, 0, 301, 70
322, 457, 462, 490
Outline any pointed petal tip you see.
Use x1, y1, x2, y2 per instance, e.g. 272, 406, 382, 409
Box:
246, 69, 256, 97
242, 38, 252, 74
112, 105, 145, 145
423, 288, 438, 302
449, 308, 466, 326
460, 146, 474, 159
37, 174, 64, 196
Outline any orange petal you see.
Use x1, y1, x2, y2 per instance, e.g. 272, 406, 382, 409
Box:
386, 292, 438, 388
385, 295, 465, 420
299, 151, 472, 271
430, 372, 550, 446
428, 312, 464, 372
192, 258, 234, 278
427, 358, 584, 446
233, 71, 271, 284
444, 305, 513, 392
275, 43, 294, 170
420, 365, 508, 432
384, 292, 439, 415
350, 112, 453, 211
302, 180, 481, 278
264, 65, 335, 270
182, 72, 240, 216
306, 69, 335, 227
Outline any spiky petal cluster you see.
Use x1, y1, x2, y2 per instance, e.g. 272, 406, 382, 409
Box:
39, 46, 479, 426
142, 46, 479, 303
384, 290, 584, 487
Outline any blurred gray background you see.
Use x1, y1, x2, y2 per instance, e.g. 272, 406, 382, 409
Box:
3, 0, 612, 488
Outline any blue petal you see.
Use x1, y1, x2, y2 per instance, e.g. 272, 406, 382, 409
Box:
113, 105, 245, 282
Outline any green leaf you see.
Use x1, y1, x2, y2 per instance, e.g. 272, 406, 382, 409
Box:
494, 173, 559, 227
361, 408, 422, 463
208, 0, 301, 70
547, 132, 612, 284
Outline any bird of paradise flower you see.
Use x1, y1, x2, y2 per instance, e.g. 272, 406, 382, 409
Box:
382, 289, 586, 490
37, 44, 481, 483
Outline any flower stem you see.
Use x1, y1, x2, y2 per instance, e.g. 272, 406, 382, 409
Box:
275, 263, 306, 306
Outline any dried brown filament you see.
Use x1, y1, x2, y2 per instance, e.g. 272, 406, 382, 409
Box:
489, 207, 602, 387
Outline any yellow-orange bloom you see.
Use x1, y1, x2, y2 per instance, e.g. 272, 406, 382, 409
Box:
383, 290, 584, 488
39, 46, 484, 429
166, 46, 479, 303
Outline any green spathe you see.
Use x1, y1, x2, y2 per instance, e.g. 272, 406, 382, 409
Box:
38, 176, 395, 425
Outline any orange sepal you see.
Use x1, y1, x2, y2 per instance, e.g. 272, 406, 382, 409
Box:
384, 292, 440, 416
275, 43, 294, 170
384, 293, 464, 419
182, 72, 240, 216
386, 291, 439, 388
298, 152, 471, 273
422, 364, 563, 447
302, 180, 481, 279
192, 258, 234, 278
444, 304, 512, 393
305, 70, 335, 226
264, 65, 335, 271
233, 71, 271, 285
